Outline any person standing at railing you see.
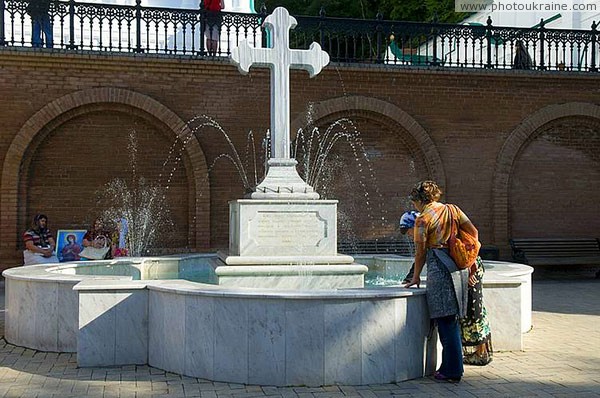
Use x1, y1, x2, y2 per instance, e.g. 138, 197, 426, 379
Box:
202, 0, 224, 56
26, 0, 54, 48
513, 40, 532, 70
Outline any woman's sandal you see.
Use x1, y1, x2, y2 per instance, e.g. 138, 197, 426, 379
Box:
463, 351, 493, 366
434, 371, 461, 383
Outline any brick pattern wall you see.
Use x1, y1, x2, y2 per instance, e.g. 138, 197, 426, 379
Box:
20, 109, 190, 250
511, 117, 600, 238
1, 49, 599, 266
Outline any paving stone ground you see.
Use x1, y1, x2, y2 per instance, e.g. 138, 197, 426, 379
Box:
0, 267, 598, 398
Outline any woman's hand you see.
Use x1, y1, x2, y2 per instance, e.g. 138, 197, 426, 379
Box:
468, 262, 478, 287
468, 273, 478, 287
404, 275, 421, 288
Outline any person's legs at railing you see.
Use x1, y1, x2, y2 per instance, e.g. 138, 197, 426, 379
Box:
204, 11, 222, 56
41, 14, 53, 48
206, 26, 219, 56
31, 19, 42, 47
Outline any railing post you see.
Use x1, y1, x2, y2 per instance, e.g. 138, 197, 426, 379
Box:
134, 0, 143, 53
0, 0, 6, 46
199, 0, 205, 55
375, 12, 383, 63
486, 16, 493, 68
591, 21, 598, 72
430, 13, 440, 66
260, 3, 267, 48
538, 18, 546, 70
318, 6, 325, 49
67, 0, 76, 49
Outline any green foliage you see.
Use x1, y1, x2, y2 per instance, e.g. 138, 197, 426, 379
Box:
261, 0, 471, 23
262, 0, 376, 18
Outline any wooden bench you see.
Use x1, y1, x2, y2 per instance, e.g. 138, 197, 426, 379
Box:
509, 238, 600, 272
338, 240, 500, 261
338, 239, 414, 255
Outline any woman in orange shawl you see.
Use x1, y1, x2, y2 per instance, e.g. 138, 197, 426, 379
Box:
404, 181, 477, 383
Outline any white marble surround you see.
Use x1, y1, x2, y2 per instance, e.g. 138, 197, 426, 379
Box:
1, 254, 213, 352
3, 256, 533, 386
74, 280, 437, 386
357, 255, 533, 336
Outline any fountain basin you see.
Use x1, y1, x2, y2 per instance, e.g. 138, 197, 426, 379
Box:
75, 279, 436, 385
3, 254, 532, 386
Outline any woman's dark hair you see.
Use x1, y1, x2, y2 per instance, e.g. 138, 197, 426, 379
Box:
32, 214, 47, 228
33, 213, 47, 223
31, 213, 48, 235
409, 180, 442, 204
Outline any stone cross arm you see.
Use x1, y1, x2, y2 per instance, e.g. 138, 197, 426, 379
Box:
230, 7, 330, 77
231, 41, 329, 77
290, 43, 330, 77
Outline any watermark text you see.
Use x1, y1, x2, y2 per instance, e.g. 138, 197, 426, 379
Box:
456, 0, 597, 13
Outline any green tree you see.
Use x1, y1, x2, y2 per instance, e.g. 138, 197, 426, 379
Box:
379, 0, 470, 23
262, 0, 381, 19
262, 0, 470, 23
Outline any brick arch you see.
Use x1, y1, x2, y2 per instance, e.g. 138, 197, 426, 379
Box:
1, 88, 210, 263
290, 95, 446, 187
492, 102, 600, 247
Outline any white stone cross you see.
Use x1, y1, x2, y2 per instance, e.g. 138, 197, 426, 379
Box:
231, 7, 330, 160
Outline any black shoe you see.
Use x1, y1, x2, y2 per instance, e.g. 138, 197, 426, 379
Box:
434, 371, 461, 383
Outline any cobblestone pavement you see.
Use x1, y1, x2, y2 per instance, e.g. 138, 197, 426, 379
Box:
0, 276, 598, 398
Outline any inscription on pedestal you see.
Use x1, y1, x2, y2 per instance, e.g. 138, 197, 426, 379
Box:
229, 199, 338, 257
255, 211, 326, 247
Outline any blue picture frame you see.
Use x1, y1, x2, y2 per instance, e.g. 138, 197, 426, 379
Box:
55, 229, 87, 262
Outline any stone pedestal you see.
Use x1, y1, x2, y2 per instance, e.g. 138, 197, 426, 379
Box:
215, 264, 367, 289
228, 199, 337, 258
218, 199, 366, 289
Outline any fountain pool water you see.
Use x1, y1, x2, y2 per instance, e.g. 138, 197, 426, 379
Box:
40, 254, 414, 287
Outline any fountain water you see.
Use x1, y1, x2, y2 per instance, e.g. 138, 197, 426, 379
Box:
98, 131, 173, 256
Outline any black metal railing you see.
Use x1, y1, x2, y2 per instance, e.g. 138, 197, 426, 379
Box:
2, 0, 599, 72
1, 0, 264, 55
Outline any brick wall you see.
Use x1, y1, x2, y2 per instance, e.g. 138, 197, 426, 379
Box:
1, 48, 599, 267
511, 117, 600, 238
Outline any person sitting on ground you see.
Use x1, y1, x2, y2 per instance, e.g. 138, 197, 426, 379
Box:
22, 213, 59, 265
82, 218, 113, 260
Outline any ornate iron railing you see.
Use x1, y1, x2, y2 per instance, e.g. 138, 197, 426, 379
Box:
0, 0, 264, 55
1, 0, 599, 72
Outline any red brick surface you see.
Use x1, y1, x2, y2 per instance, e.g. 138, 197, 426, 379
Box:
1, 49, 599, 268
